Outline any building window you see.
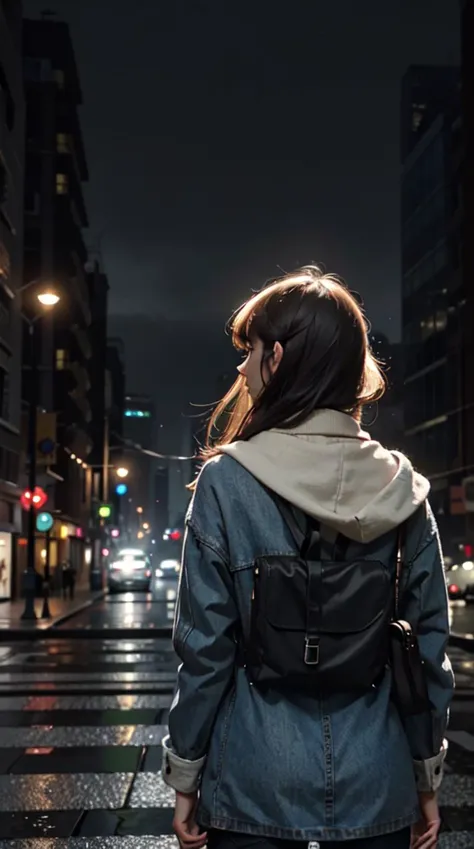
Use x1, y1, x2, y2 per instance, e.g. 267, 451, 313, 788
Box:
56, 173, 68, 195
420, 310, 447, 341
0, 367, 10, 421
0, 159, 7, 206
0, 62, 15, 131
56, 133, 69, 154
54, 69, 65, 89
56, 349, 68, 370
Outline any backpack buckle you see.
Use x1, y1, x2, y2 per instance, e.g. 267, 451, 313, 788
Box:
304, 636, 320, 665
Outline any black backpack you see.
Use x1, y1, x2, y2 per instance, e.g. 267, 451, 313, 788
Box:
243, 494, 400, 695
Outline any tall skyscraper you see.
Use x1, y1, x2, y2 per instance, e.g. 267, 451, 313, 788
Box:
0, 0, 24, 599
20, 18, 106, 589
401, 65, 465, 555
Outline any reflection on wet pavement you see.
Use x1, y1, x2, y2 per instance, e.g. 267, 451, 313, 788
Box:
0, 586, 471, 847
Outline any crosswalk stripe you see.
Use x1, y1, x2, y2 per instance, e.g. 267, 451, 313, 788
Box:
447, 730, 474, 752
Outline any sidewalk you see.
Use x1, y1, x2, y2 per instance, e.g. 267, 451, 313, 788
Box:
0, 588, 105, 630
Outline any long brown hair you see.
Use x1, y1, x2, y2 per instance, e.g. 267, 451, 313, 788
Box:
203, 266, 386, 458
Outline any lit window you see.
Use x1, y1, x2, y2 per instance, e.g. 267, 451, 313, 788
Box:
56, 349, 67, 370
56, 133, 69, 154
412, 111, 424, 133
56, 173, 68, 195
420, 311, 447, 340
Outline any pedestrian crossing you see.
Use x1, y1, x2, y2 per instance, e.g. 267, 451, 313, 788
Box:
0, 606, 472, 847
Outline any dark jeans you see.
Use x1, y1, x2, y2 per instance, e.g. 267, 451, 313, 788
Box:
207, 828, 411, 849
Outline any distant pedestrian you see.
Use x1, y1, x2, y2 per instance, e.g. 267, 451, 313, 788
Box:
61, 561, 75, 600
69, 563, 76, 600
163, 266, 453, 849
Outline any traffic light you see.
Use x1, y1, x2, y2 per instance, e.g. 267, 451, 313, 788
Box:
20, 487, 48, 511
97, 503, 112, 520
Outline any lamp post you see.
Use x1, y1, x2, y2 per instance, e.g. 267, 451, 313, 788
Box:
41, 529, 52, 620
21, 320, 39, 620
19, 282, 60, 621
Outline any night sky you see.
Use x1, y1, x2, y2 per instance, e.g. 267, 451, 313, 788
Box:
23, 0, 460, 447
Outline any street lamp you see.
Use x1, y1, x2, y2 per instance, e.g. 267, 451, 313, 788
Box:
19, 278, 61, 621
37, 292, 60, 306
116, 467, 129, 479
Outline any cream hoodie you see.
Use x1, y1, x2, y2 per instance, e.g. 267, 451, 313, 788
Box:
220, 409, 430, 544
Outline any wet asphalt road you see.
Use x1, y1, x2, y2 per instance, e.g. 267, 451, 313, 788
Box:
0, 585, 472, 848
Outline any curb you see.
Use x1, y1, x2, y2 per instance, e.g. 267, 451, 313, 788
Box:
46, 590, 107, 629
0, 591, 106, 643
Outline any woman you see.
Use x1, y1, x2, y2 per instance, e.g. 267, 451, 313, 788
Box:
162, 267, 453, 849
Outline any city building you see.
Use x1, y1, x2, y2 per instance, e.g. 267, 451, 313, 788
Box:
106, 338, 126, 457
460, 0, 474, 546
20, 18, 93, 590
87, 259, 109, 502
105, 338, 126, 540
401, 66, 464, 556
0, 0, 24, 599
400, 66, 460, 161
122, 394, 156, 542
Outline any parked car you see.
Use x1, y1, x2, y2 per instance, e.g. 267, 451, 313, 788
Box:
108, 549, 152, 594
445, 561, 474, 603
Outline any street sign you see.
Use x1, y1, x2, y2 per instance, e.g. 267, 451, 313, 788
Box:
36, 511, 54, 532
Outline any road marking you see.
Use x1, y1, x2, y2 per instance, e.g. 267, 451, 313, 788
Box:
447, 730, 474, 752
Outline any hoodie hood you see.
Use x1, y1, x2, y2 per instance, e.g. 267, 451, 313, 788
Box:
220, 409, 429, 544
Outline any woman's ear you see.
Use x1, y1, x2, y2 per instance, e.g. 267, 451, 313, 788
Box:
269, 341, 284, 375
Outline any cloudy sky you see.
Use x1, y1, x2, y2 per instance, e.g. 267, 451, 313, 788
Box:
24, 0, 461, 441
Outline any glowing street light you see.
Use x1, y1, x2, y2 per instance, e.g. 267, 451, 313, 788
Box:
37, 291, 60, 306
116, 467, 129, 479
137, 506, 143, 514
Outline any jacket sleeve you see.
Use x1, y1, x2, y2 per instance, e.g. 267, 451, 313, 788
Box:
402, 504, 454, 792
161, 522, 238, 794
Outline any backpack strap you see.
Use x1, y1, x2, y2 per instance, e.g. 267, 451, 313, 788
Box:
269, 492, 321, 559
269, 491, 322, 666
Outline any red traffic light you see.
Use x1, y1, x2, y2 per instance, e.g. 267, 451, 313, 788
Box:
20, 487, 48, 512
170, 530, 182, 541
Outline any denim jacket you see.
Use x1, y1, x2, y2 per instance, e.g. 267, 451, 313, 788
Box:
162, 454, 454, 841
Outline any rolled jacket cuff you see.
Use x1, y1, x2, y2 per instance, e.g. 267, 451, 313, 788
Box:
161, 734, 206, 794
413, 739, 448, 792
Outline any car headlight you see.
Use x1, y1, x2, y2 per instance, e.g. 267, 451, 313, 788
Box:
160, 559, 180, 572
